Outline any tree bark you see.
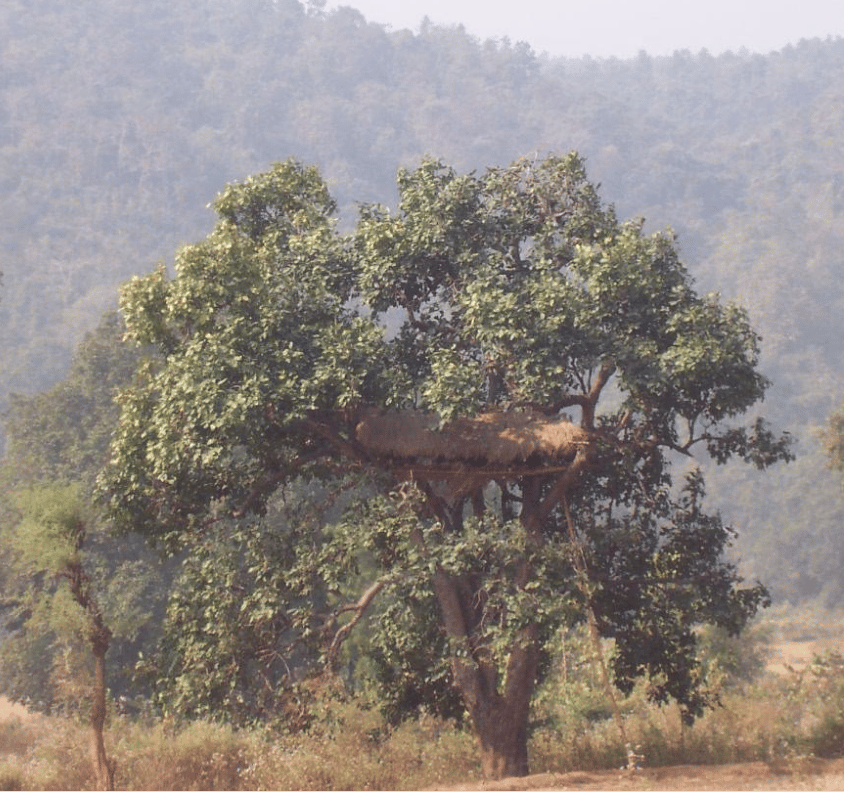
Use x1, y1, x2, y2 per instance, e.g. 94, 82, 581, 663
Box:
473, 694, 531, 779
64, 553, 116, 791
90, 639, 116, 791
419, 479, 545, 779
473, 635, 538, 779
432, 567, 538, 779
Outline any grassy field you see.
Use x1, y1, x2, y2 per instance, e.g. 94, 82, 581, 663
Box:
1, 609, 843, 790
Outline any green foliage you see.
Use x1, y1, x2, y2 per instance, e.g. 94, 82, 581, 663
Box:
0, 316, 166, 714
107, 159, 385, 547
139, 516, 319, 726
583, 471, 772, 723
6, 485, 86, 574
2, 1, 844, 769
0, 486, 91, 712
532, 626, 619, 732
331, 490, 580, 725
97, 153, 788, 764
695, 621, 773, 693
104, 153, 788, 531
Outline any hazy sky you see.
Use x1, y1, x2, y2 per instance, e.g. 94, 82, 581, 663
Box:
323, 0, 844, 59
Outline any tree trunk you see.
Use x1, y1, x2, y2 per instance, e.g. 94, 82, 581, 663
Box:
90, 637, 116, 791
63, 528, 116, 790
432, 567, 538, 779
470, 680, 533, 778
421, 482, 544, 779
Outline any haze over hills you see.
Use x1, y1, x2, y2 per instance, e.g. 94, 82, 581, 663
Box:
1, 0, 844, 602
324, 0, 844, 60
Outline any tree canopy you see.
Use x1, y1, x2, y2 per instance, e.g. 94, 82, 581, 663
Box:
100, 154, 791, 778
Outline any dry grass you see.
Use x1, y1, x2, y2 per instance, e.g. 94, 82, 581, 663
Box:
0, 696, 480, 791
1, 674, 842, 791
3, 611, 844, 790
354, 408, 589, 465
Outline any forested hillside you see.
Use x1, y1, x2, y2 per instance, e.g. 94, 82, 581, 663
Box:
2, 0, 843, 604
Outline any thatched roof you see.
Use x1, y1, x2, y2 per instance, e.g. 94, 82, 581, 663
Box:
354, 408, 590, 466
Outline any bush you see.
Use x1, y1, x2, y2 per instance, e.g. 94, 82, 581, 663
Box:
0, 761, 24, 792
0, 718, 36, 757
780, 652, 844, 759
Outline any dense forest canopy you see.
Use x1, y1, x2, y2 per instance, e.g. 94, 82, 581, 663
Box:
1, 0, 843, 601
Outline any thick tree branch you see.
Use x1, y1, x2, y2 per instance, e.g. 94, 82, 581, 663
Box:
523, 393, 591, 417
582, 362, 616, 430
327, 576, 397, 662
58, 523, 116, 790
526, 446, 593, 533
519, 362, 615, 429
431, 568, 495, 708
415, 481, 498, 701
303, 414, 372, 465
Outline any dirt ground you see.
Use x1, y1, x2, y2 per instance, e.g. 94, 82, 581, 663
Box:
0, 695, 30, 721
765, 638, 826, 676
446, 758, 844, 791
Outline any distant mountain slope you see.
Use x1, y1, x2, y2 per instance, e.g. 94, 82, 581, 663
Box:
2, 0, 843, 601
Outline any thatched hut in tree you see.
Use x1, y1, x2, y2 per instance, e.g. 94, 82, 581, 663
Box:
353, 408, 592, 482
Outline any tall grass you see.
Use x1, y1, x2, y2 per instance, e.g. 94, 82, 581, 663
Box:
0, 696, 480, 790
3, 625, 844, 789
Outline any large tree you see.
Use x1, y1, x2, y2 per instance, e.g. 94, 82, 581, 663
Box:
100, 155, 791, 778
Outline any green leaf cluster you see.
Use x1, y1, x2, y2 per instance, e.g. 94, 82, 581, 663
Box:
96, 154, 789, 735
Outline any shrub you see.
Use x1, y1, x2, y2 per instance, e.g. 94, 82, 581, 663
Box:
0, 718, 36, 758
0, 760, 24, 792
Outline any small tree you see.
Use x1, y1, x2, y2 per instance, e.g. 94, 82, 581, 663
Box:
101, 155, 791, 778
0, 314, 165, 716
6, 486, 116, 790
